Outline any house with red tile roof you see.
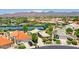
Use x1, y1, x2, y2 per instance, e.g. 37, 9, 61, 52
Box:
10, 31, 32, 43
0, 36, 13, 48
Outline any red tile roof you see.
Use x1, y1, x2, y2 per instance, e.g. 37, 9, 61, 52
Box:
10, 31, 31, 40
0, 36, 13, 46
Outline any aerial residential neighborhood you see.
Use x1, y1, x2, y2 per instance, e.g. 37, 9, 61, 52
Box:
0, 9, 79, 49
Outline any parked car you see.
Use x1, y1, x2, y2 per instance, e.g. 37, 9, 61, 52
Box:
28, 41, 33, 46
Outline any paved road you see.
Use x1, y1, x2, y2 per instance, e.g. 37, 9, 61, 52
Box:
34, 45, 79, 49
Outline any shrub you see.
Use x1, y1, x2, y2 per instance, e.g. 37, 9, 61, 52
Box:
18, 45, 26, 49
53, 38, 57, 41
42, 38, 48, 43
48, 38, 52, 41
72, 40, 77, 45
56, 40, 61, 44
75, 29, 79, 38
45, 41, 52, 44
66, 28, 73, 34
67, 41, 72, 45
67, 38, 73, 41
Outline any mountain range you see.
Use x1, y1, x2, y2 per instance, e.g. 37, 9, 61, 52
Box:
0, 11, 79, 17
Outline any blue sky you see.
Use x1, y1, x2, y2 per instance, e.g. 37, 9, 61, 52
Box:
0, 9, 79, 14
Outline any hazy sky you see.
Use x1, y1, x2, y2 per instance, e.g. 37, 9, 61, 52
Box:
0, 9, 79, 14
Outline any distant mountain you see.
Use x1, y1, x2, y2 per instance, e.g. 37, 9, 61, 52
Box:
0, 12, 79, 17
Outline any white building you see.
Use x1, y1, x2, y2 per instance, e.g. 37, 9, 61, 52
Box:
38, 31, 50, 38
65, 23, 79, 30
53, 29, 67, 44
30, 28, 40, 34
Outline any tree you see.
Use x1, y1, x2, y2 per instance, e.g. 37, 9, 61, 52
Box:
75, 29, 79, 43
66, 28, 73, 34
46, 26, 53, 35
61, 16, 68, 24
23, 25, 28, 32
75, 29, 79, 38
72, 40, 77, 45
32, 33, 38, 43
72, 16, 78, 21
16, 17, 28, 25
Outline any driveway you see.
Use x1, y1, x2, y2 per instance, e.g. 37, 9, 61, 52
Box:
37, 37, 45, 47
